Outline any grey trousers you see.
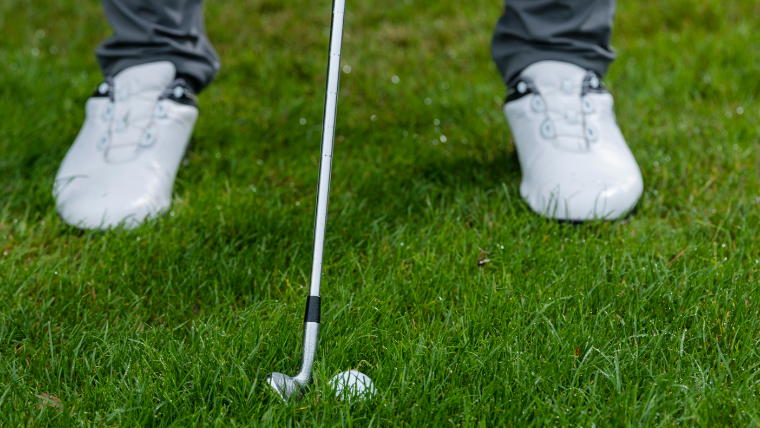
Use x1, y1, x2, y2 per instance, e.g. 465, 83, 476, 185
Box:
95, 0, 615, 92
96, 0, 220, 92
491, 0, 617, 86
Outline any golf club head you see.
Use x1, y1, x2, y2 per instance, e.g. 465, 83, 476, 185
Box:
266, 372, 303, 401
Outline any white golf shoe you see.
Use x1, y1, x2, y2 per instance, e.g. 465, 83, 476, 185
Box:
54, 61, 198, 229
503, 60, 643, 221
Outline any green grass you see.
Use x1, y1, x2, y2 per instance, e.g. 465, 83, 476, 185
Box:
2, 0, 760, 425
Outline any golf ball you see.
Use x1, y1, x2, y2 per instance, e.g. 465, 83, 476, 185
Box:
328, 370, 377, 402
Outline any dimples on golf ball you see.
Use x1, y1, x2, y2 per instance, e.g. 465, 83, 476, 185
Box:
329, 370, 377, 401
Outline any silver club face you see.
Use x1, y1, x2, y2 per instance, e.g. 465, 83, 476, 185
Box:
266, 372, 302, 401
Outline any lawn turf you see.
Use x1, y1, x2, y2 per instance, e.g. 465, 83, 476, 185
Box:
2, 0, 760, 426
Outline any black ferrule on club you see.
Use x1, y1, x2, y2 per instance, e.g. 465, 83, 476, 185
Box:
304, 296, 321, 323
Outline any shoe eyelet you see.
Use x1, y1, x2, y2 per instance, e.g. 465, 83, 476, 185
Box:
141, 127, 157, 148
98, 82, 109, 95
173, 86, 185, 99
540, 119, 556, 139
115, 117, 127, 132
530, 95, 546, 113
562, 80, 573, 94
118, 85, 129, 102
97, 134, 110, 151
582, 96, 595, 114
585, 124, 598, 142
101, 102, 114, 122
154, 101, 168, 118
590, 75, 600, 89
565, 110, 578, 125
517, 81, 528, 94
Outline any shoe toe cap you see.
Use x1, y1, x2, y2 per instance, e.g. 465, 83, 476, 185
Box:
56, 175, 169, 230
522, 168, 643, 221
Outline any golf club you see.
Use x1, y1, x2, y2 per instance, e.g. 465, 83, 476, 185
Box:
265, 0, 346, 401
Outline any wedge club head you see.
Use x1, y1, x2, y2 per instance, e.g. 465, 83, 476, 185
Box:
266, 320, 319, 401
266, 372, 304, 401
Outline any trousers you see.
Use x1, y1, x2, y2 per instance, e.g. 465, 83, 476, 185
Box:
96, 0, 220, 92
95, 0, 616, 92
491, 0, 617, 86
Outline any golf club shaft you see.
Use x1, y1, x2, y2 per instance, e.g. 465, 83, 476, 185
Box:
310, 0, 345, 299
293, 0, 346, 383
265, 0, 346, 399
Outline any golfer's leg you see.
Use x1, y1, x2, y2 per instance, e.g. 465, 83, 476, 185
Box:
491, 0, 616, 86
54, 0, 211, 230
492, 0, 643, 222
96, 0, 220, 92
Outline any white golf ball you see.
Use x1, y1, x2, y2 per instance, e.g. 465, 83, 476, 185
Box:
328, 370, 377, 402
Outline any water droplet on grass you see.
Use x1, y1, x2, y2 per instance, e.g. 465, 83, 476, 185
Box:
391, 75, 399, 84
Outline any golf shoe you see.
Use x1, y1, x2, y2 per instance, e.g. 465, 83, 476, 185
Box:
503, 60, 643, 221
54, 61, 198, 229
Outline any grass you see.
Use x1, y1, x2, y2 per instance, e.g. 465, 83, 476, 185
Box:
2, 0, 760, 425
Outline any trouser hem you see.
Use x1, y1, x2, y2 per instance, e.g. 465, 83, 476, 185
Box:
494, 49, 614, 88
97, 55, 216, 93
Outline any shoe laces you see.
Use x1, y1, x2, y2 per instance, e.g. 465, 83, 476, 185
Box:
93, 78, 197, 158
507, 71, 606, 150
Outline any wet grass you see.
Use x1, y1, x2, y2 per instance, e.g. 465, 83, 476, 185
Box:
2, 0, 760, 426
